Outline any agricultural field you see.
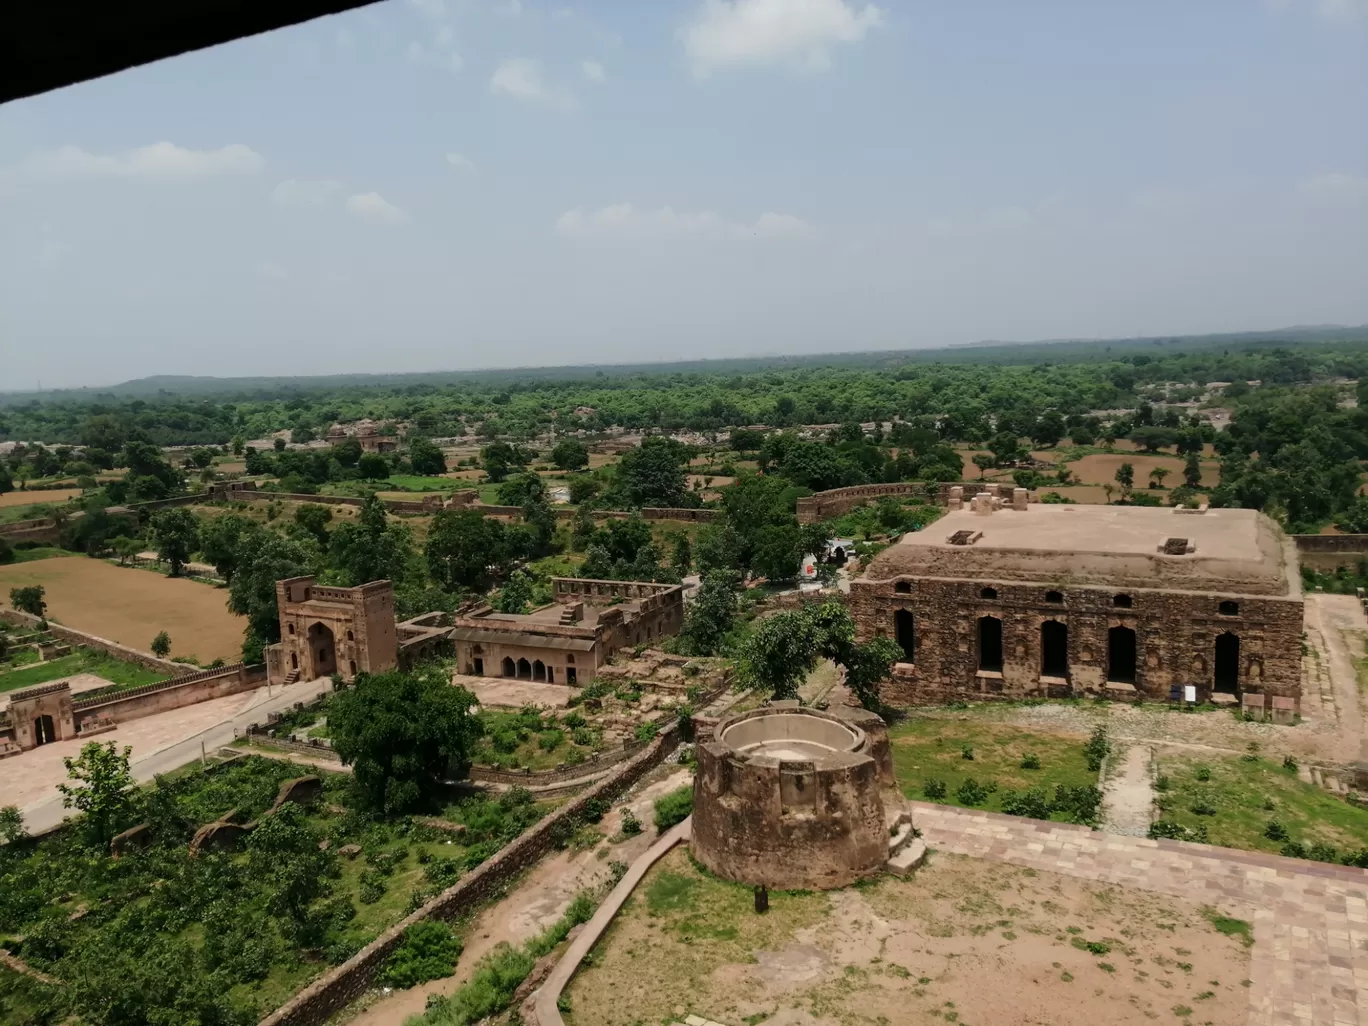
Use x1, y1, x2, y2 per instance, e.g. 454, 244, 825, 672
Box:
0, 755, 550, 1026
562, 847, 1252, 1026
0, 556, 242, 663
0, 488, 82, 510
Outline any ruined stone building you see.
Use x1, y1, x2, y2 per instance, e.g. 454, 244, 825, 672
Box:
327, 419, 397, 454
265, 577, 399, 685
449, 578, 684, 685
850, 502, 1303, 713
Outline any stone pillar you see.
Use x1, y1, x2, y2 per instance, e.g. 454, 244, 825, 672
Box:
1012, 487, 1028, 511
948, 485, 964, 511
970, 493, 994, 516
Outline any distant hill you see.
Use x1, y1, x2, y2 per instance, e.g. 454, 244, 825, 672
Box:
6, 324, 1368, 403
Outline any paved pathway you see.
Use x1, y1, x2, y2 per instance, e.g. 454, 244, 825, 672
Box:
913, 801, 1368, 1026
1303, 594, 1368, 765
1099, 743, 1155, 837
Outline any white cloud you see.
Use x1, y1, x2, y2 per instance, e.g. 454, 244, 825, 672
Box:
1298, 172, 1368, 202
555, 203, 810, 239
346, 191, 407, 224
681, 0, 882, 77
490, 58, 573, 107
582, 59, 606, 81
272, 178, 345, 206
446, 153, 476, 171
27, 142, 264, 178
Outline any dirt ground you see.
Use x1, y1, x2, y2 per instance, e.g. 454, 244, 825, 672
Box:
0, 556, 243, 662
460, 675, 572, 709
565, 849, 1251, 1026
343, 767, 694, 1026
1067, 453, 1217, 489
0, 488, 82, 509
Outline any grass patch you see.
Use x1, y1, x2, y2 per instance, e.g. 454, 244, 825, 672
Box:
1202, 910, 1254, 948
890, 719, 1098, 819
472, 707, 606, 772
8, 546, 68, 563
1154, 752, 1368, 855
0, 647, 168, 694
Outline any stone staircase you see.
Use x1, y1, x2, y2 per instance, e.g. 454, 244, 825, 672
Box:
282, 669, 300, 686
557, 607, 578, 626
885, 807, 928, 873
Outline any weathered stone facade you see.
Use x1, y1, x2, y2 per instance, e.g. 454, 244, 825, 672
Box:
850, 504, 1304, 709
265, 577, 398, 685
5, 682, 76, 750
449, 578, 684, 685
691, 704, 902, 890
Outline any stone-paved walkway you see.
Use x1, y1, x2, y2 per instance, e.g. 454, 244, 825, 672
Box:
913, 801, 1368, 1026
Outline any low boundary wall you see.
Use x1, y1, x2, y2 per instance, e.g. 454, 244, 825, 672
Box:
1292, 534, 1368, 571
74, 664, 266, 724
256, 720, 683, 1026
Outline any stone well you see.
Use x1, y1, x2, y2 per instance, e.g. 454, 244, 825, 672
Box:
690, 702, 902, 890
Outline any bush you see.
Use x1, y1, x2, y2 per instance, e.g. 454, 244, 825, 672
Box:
922, 779, 947, 801
960, 744, 974, 761
1083, 726, 1111, 772
1309, 841, 1338, 863
582, 796, 610, 823
424, 857, 463, 890
1189, 798, 1217, 817
1019, 753, 1041, 770
956, 778, 990, 806
1342, 848, 1368, 869
1194, 764, 1212, 782
1154, 774, 1171, 792
653, 786, 693, 831
619, 808, 642, 836
537, 729, 565, 752
383, 920, 464, 989
1000, 787, 1052, 820
634, 721, 660, 743
359, 869, 387, 904
1282, 755, 1298, 772
1280, 840, 1308, 859
1051, 784, 1104, 824
1148, 820, 1209, 843
1264, 819, 1288, 841
492, 730, 519, 754
571, 726, 595, 747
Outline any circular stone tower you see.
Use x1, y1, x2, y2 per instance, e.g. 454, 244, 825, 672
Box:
691, 702, 908, 890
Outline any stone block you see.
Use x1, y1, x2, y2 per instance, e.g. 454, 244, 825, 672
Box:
110, 823, 152, 856
1241, 693, 1267, 721
271, 776, 324, 813
1270, 695, 1298, 725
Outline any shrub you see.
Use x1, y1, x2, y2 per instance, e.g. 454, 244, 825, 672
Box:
1052, 784, 1104, 824
1189, 798, 1217, 817
359, 869, 387, 904
1154, 774, 1171, 792
492, 730, 519, 754
653, 786, 693, 831
1309, 841, 1338, 863
634, 721, 660, 743
562, 711, 586, 729
571, 726, 596, 747
1148, 820, 1209, 843
1000, 787, 1052, 820
1019, 753, 1041, 770
1282, 755, 1298, 772
956, 778, 990, 806
922, 779, 947, 801
383, 920, 464, 989
581, 796, 610, 823
960, 744, 974, 761
537, 729, 565, 752
1194, 764, 1212, 782
620, 809, 642, 836
1083, 726, 1111, 771
1264, 819, 1288, 841
424, 858, 463, 890
1342, 849, 1368, 869
1280, 840, 1307, 859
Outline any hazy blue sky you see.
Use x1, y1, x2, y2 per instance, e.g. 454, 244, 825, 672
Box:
1, 0, 1365, 388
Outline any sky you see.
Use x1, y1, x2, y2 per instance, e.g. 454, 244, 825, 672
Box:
1, 0, 1366, 389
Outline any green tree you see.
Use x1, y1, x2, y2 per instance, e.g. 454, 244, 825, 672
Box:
614, 435, 693, 508
231, 434, 245, 455
550, 439, 590, 472
678, 570, 740, 655
497, 472, 545, 507
294, 503, 335, 546
197, 512, 256, 582
1184, 452, 1203, 488
9, 584, 46, 618
358, 452, 390, 481
150, 630, 171, 658
1115, 462, 1135, 495
329, 495, 414, 587
1148, 467, 1170, 489
57, 741, 134, 845
111, 535, 142, 566
988, 431, 1024, 466
408, 437, 447, 476
1032, 411, 1066, 448
426, 507, 509, 590
228, 532, 316, 662
841, 636, 904, 711
971, 453, 996, 478
274, 437, 287, 452
494, 570, 534, 614
246, 802, 337, 939
190, 447, 215, 469
330, 666, 482, 815
0, 804, 25, 843
149, 506, 198, 576
332, 436, 363, 468
670, 531, 692, 572
568, 476, 600, 505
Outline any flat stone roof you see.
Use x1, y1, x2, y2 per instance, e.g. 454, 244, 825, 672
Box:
861, 505, 1295, 596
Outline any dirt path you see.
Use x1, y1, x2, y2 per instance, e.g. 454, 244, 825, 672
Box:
1302, 593, 1367, 765
1099, 743, 1153, 837
343, 768, 693, 1026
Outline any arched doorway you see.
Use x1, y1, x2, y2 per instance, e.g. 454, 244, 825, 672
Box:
977, 616, 1003, 672
1214, 632, 1240, 693
517, 658, 532, 680
502, 656, 516, 677
894, 609, 915, 662
306, 622, 337, 679
1041, 621, 1068, 677
532, 659, 546, 682
1108, 626, 1137, 684
32, 714, 56, 746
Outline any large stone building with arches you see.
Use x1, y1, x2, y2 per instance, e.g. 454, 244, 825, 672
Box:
265, 577, 399, 685
849, 503, 1304, 713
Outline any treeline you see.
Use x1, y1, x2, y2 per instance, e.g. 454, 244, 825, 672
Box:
4, 342, 1367, 447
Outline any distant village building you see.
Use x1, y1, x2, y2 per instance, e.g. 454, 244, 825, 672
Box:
327, 419, 398, 454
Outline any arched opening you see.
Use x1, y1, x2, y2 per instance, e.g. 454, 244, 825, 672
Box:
894, 581, 912, 594
290, 652, 298, 670
566, 654, 575, 664
977, 616, 1003, 673
517, 657, 532, 680
1219, 601, 1239, 617
32, 714, 56, 746
1214, 632, 1240, 693
346, 629, 354, 641
306, 622, 337, 679
1107, 626, 1137, 684
980, 587, 997, 600
567, 666, 578, 684
831, 546, 848, 566
532, 659, 546, 682
472, 656, 484, 676
1041, 621, 1068, 677
501, 656, 516, 677
1045, 590, 1064, 604
1112, 594, 1133, 609
894, 609, 915, 662
287, 623, 295, 635
349, 659, 357, 676
546, 666, 554, 684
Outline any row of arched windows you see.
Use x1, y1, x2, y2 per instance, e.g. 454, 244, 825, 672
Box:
893, 580, 1240, 617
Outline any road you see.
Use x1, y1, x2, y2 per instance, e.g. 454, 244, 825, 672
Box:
20, 675, 334, 834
